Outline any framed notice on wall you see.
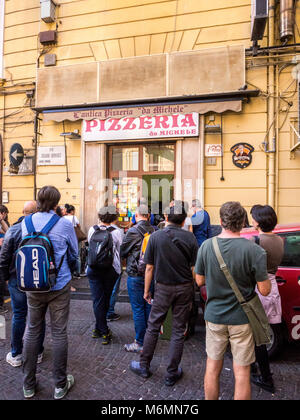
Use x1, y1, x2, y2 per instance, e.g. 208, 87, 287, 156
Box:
37, 146, 66, 166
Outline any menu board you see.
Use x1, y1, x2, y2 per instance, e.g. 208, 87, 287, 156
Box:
113, 177, 139, 223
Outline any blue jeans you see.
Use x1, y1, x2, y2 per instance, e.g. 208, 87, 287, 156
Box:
107, 273, 122, 317
88, 266, 118, 335
8, 277, 45, 357
127, 276, 153, 346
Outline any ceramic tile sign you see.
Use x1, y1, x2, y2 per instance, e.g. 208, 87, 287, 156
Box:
230, 143, 254, 169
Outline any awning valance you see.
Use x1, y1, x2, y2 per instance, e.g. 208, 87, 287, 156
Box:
42, 99, 243, 123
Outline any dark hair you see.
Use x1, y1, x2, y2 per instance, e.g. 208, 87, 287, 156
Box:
56, 206, 63, 217
220, 201, 246, 233
250, 205, 277, 232
37, 186, 61, 213
98, 206, 116, 224
65, 204, 75, 214
165, 200, 187, 225
0, 205, 8, 214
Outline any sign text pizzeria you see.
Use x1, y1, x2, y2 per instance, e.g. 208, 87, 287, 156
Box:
82, 113, 199, 141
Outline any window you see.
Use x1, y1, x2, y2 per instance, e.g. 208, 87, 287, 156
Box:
278, 232, 300, 267
112, 147, 139, 171
143, 144, 175, 172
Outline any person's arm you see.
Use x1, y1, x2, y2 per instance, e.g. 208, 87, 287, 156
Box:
257, 279, 271, 296
0, 214, 9, 233
253, 247, 271, 296
0, 227, 16, 283
195, 274, 205, 287
66, 222, 79, 271
144, 264, 154, 304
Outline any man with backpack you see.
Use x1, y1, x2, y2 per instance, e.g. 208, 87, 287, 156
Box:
20, 186, 78, 400
87, 206, 122, 345
0, 201, 47, 368
121, 205, 155, 353
129, 201, 199, 385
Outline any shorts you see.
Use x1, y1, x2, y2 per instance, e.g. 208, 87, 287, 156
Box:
205, 321, 255, 366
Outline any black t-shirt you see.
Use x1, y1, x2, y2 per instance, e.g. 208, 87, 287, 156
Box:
144, 224, 199, 285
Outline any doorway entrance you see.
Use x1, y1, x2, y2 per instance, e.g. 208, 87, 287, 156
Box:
108, 142, 175, 227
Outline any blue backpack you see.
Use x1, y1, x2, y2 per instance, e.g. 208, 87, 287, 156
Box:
16, 214, 65, 292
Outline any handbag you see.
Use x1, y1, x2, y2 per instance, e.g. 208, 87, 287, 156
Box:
212, 237, 271, 347
73, 216, 87, 242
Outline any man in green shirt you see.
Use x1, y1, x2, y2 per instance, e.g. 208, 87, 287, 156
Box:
195, 201, 271, 400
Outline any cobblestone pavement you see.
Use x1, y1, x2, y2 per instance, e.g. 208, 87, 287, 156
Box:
0, 296, 299, 401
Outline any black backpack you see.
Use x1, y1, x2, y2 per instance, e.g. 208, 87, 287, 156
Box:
88, 226, 115, 269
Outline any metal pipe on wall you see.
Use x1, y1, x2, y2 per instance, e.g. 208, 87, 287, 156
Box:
268, 0, 276, 208
280, 0, 295, 43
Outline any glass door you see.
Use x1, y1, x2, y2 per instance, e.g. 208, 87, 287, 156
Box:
109, 143, 175, 228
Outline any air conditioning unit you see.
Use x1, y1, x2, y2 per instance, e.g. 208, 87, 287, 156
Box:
251, 0, 269, 41
40, 0, 56, 23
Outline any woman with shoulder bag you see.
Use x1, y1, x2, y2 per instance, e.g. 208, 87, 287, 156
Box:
249, 205, 284, 394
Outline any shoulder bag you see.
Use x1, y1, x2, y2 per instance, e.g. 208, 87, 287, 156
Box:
212, 236, 271, 347
73, 216, 87, 242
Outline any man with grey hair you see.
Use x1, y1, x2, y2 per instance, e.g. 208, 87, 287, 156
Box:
0, 201, 46, 367
121, 204, 156, 353
191, 199, 212, 247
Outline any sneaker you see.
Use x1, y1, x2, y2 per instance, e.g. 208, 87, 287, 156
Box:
0, 305, 8, 314
6, 352, 22, 367
124, 340, 143, 353
130, 361, 151, 378
92, 328, 101, 339
54, 375, 74, 400
106, 313, 121, 322
23, 386, 36, 399
37, 352, 43, 364
165, 367, 183, 387
251, 373, 275, 394
102, 329, 112, 345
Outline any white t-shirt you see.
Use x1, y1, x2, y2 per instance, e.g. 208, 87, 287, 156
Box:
64, 215, 79, 227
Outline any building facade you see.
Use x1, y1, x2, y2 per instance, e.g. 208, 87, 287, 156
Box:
0, 0, 300, 229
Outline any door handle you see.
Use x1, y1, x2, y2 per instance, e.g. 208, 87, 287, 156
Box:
276, 276, 286, 285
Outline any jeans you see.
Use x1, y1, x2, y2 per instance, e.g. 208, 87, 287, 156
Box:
127, 276, 153, 346
140, 282, 194, 379
107, 273, 122, 317
8, 277, 45, 357
88, 266, 118, 335
23, 283, 71, 390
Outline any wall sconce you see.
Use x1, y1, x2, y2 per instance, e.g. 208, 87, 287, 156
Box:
205, 115, 222, 134
60, 129, 81, 140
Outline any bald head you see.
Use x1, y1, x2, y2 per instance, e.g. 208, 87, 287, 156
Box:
23, 201, 37, 216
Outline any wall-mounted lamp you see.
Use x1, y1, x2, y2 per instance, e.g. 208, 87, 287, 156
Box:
205, 115, 222, 134
60, 129, 81, 140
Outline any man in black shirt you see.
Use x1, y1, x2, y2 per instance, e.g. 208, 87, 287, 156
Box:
129, 201, 199, 386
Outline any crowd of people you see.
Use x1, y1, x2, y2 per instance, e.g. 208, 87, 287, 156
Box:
0, 185, 284, 400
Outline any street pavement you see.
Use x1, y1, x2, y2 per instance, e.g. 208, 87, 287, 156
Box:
0, 289, 300, 401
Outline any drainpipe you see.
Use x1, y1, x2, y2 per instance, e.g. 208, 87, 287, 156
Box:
268, 0, 276, 209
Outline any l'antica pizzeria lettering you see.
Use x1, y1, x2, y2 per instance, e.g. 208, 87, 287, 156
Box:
82, 113, 199, 141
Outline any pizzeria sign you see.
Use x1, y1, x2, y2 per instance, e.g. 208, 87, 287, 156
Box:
82, 113, 199, 142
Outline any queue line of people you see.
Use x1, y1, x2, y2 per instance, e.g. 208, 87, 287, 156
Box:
0, 185, 283, 400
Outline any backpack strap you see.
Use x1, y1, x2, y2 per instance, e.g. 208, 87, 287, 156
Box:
25, 214, 36, 234
40, 214, 61, 234
164, 229, 191, 265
